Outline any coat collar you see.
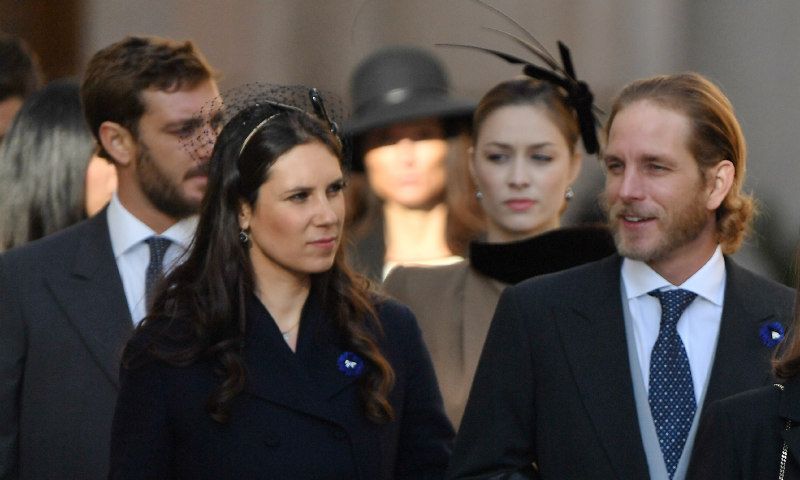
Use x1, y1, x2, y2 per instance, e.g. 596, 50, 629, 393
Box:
44, 211, 132, 387
242, 290, 387, 479
243, 290, 361, 420
469, 225, 616, 284
554, 254, 650, 479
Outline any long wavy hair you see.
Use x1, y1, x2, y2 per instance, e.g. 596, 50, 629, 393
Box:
0, 80, 96, 251
125, 103, 396, 424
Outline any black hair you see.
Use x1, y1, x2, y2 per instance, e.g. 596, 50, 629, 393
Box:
0, 79, 96, 251
0, 32, 43, 102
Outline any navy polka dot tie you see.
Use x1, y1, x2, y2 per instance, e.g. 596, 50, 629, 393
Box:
144, 237, 171, 310
647, 288, 697, 479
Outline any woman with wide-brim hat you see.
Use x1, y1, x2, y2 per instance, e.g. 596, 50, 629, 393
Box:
344, 46, 484, 281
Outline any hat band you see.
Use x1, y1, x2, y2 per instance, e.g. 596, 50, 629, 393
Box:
355, 86, 449, 116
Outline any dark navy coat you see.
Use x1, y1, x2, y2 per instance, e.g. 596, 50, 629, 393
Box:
110, 292, 454, 479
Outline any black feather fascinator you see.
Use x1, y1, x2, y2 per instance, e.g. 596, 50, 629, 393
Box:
438, 0, 601, 154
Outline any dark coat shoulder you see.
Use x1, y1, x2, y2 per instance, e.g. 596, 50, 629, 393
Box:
688, 384, 788, 479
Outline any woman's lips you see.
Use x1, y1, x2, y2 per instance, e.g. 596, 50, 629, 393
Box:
309, 237, 337, 249
504, 199, 536, 212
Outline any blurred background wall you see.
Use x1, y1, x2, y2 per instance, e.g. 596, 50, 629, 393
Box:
2, 0, 797, 284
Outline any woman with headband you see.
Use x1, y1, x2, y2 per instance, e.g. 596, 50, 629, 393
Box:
384, 73, 615, 428
108, 86, 453, 479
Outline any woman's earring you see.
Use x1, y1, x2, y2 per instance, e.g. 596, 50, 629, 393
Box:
475, 190, 484, 200
565, 187, 575, 201
239, 229, 250, 245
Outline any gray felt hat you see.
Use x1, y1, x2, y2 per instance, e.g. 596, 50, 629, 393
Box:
343, 46, 474, 138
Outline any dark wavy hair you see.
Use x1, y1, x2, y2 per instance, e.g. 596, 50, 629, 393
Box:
0, 79, 95, 251
124, 103, 396, 424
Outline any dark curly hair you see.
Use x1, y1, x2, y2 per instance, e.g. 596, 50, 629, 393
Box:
124, 103, 396, 424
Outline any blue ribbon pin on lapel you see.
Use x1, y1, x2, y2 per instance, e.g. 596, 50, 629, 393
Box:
759, 321, 785, 348
337, 351, 364, 377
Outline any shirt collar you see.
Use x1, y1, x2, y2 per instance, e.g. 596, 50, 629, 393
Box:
621, 246, 725, 306
106, 193, 198, 259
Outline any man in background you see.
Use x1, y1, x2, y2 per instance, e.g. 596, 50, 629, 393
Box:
0, 35, 219, 479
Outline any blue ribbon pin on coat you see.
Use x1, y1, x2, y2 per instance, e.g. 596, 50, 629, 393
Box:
337, 351, 364, 377
759, 321, 785, 348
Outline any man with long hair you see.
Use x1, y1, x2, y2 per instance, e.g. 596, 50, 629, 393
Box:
449, 73, 795, 480
0, 35, 219, 479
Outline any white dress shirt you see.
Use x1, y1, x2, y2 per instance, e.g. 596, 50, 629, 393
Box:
621, 246, 726, 402
106, 194, 197, 325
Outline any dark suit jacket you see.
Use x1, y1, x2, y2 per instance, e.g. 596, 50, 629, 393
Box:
688, 379, 800, 479
446, 254, 795, 479
109, 293, 454, 479
0, 211, 132, 480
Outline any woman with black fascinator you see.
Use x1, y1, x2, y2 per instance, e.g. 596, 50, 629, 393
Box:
384, 76, 615, 429
109, 85, 454, 479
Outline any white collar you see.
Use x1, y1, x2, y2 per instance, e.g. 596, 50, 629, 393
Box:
621, 246, 725, 306
106, 193, 198, 259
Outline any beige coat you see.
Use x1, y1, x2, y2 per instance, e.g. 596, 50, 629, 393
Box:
383, 260, 505, 428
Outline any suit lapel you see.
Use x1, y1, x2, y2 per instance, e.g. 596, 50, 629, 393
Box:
702, 258, 776, 413
554, 255, 650, 478
46, 212, 132, 387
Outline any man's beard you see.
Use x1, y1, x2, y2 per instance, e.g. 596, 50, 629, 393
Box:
136, 141, 206, 220
603, 188, 710, 264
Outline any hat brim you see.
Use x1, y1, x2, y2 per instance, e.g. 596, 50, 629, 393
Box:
342, 96, 475, 137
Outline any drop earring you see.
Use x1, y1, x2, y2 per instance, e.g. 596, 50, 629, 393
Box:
239, 229, 250, 245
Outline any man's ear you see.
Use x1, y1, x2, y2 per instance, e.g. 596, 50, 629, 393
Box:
705, 159, 735, 210
98, 121, 136, 166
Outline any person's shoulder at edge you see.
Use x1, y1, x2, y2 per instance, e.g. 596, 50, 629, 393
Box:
687, 382, 783, 479
383, 260, 468, 296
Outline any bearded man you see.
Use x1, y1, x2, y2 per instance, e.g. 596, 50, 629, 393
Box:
0, 35, 219, 479
447, 73, 795, 480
